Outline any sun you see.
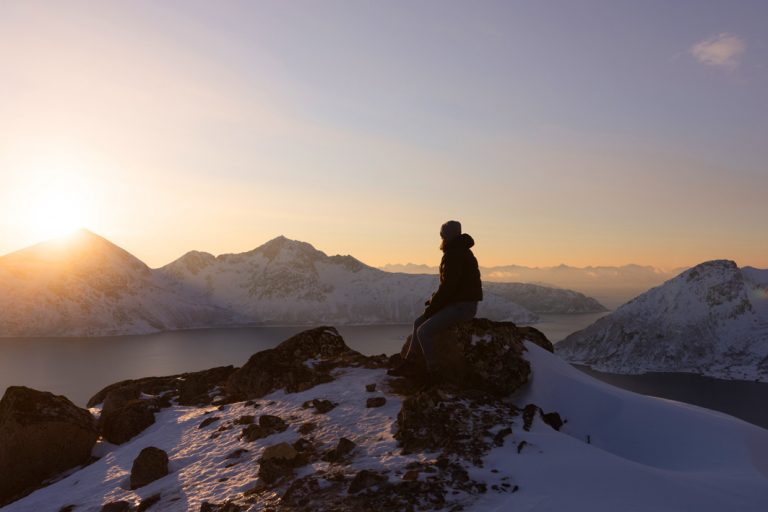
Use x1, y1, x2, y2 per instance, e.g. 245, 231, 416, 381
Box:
16, 174, 93, 241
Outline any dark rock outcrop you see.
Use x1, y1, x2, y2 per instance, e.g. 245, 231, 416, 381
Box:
91, 366, 235, 444
227, 327, 387, 399
100, 501, 132, 512
130, 447, 169, 489
0, 386, 98, 506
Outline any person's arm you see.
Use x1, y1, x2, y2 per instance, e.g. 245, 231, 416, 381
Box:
424, 252, 464, 317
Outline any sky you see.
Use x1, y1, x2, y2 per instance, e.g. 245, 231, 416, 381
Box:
1, 0, 766, 270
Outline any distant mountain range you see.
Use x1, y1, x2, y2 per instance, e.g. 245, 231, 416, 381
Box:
0, 230, 606, 337
381, 262, 685, 309
556, 260, 768, 382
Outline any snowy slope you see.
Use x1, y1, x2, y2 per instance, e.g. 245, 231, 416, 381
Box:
557, 260, 768, 381
5, 341, 767, 511
0, 230, 233, 336
157, 236, 543, 325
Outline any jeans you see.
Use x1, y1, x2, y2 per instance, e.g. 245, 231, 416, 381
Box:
405, 301, 478, 370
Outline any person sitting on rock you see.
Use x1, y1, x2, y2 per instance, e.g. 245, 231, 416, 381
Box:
388, 220, 483, 380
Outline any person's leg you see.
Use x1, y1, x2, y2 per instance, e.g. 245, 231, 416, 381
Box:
415, 302, 477, 370
403, 313, 428, 362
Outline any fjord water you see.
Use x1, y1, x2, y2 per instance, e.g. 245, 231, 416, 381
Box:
0, 314, 601, 407
1, 313, 766, 431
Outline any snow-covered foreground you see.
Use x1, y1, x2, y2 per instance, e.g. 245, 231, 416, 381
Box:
6, 344, 768, 511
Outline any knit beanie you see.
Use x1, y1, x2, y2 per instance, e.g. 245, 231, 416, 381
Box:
440, 220, 462, 241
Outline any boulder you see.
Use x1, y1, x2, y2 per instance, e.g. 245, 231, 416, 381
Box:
258, 442, 302, 485
397, 318, 552, 395
100, 501, 132, 512
130, 447, 169, 489
227, 327, 385, 399
0, 386, 98, 506
93, 366, 235, 444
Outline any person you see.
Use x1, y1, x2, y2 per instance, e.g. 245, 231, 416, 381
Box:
388, 220, 483, 380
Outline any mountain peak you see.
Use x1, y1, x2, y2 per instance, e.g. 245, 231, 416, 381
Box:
250, 236, 327, 262
0, 229, 149, 273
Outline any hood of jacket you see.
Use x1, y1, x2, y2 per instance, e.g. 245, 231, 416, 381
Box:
443, 233, 475, 252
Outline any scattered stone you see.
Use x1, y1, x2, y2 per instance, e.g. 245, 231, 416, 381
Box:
100, 502, 131, 512
258, 414, 287, 432
541, 411, 564, 431
59, 506, 77, 512
402, 470, 419, 481
366, 397, 386, 408
261, 442, 298, 462
198, 416, 220, 429
0, 386, 98, 506
322, 437, 356, 463
302, 399, 336, 414
199, 501, 243, 512
225, 448, 249, 460
517, 441, 527, 454
298, 421, 317, 435
522, 404, 539, 431
493, 427, 512, 447
234, 415, 255, 425
348, 470, 388, 494
130, 447, 169, 490
137, 493, 161, 512
259, 442, 302, 485
365, 383, 377, 392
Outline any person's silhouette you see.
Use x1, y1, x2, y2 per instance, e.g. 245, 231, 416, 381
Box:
389, 220, 483, 381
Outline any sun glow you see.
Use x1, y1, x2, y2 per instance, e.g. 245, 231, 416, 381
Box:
12, 170, 96, 242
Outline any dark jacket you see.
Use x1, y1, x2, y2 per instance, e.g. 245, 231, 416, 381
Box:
424, 233, 483, 317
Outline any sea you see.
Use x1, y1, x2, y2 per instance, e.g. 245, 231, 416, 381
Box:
1, 312, 766, 430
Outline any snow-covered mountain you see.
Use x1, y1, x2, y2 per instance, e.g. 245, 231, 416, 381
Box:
557, 260, 768, 381
158, 236, 606, 326
4, 327, 767, 511
0, 230, 233, 336
0, 231, 607, 336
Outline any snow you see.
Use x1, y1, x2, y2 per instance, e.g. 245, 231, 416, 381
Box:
557, 260, 768, 381
6, 341, 768, 511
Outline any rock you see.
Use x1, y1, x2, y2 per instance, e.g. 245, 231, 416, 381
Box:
227, 327, 383, 399
322, 437, 356, 463
259, 414, 287, 432
101, 399, 157, 445
542, 411, 564, 431
365, 383, 377, 392
397, 318, 547, 395
137, 493, 161, 511
100, 501, 132, 512
0, 386, 98, 506
261, 442, 298, 462
298, 421, 316, 435
402, 470, 419, 481
177, 366, 235, 406
241, 414, 288, 442
302, 398, 336, 414
130, 447, 169, 489
366, 397, 386, 408
88, 366, 236, 408
234, 415, 255, 425
348, 470, 388, 494
259, 442, 302, 485
395, 387, 518, 465
199, 416, 220, 429
200, 501, 243, 511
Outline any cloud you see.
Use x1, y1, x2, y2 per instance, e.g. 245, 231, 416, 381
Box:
690, 33, 746, 69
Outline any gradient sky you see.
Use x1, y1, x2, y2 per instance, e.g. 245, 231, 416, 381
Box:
1, 0, 766, 269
